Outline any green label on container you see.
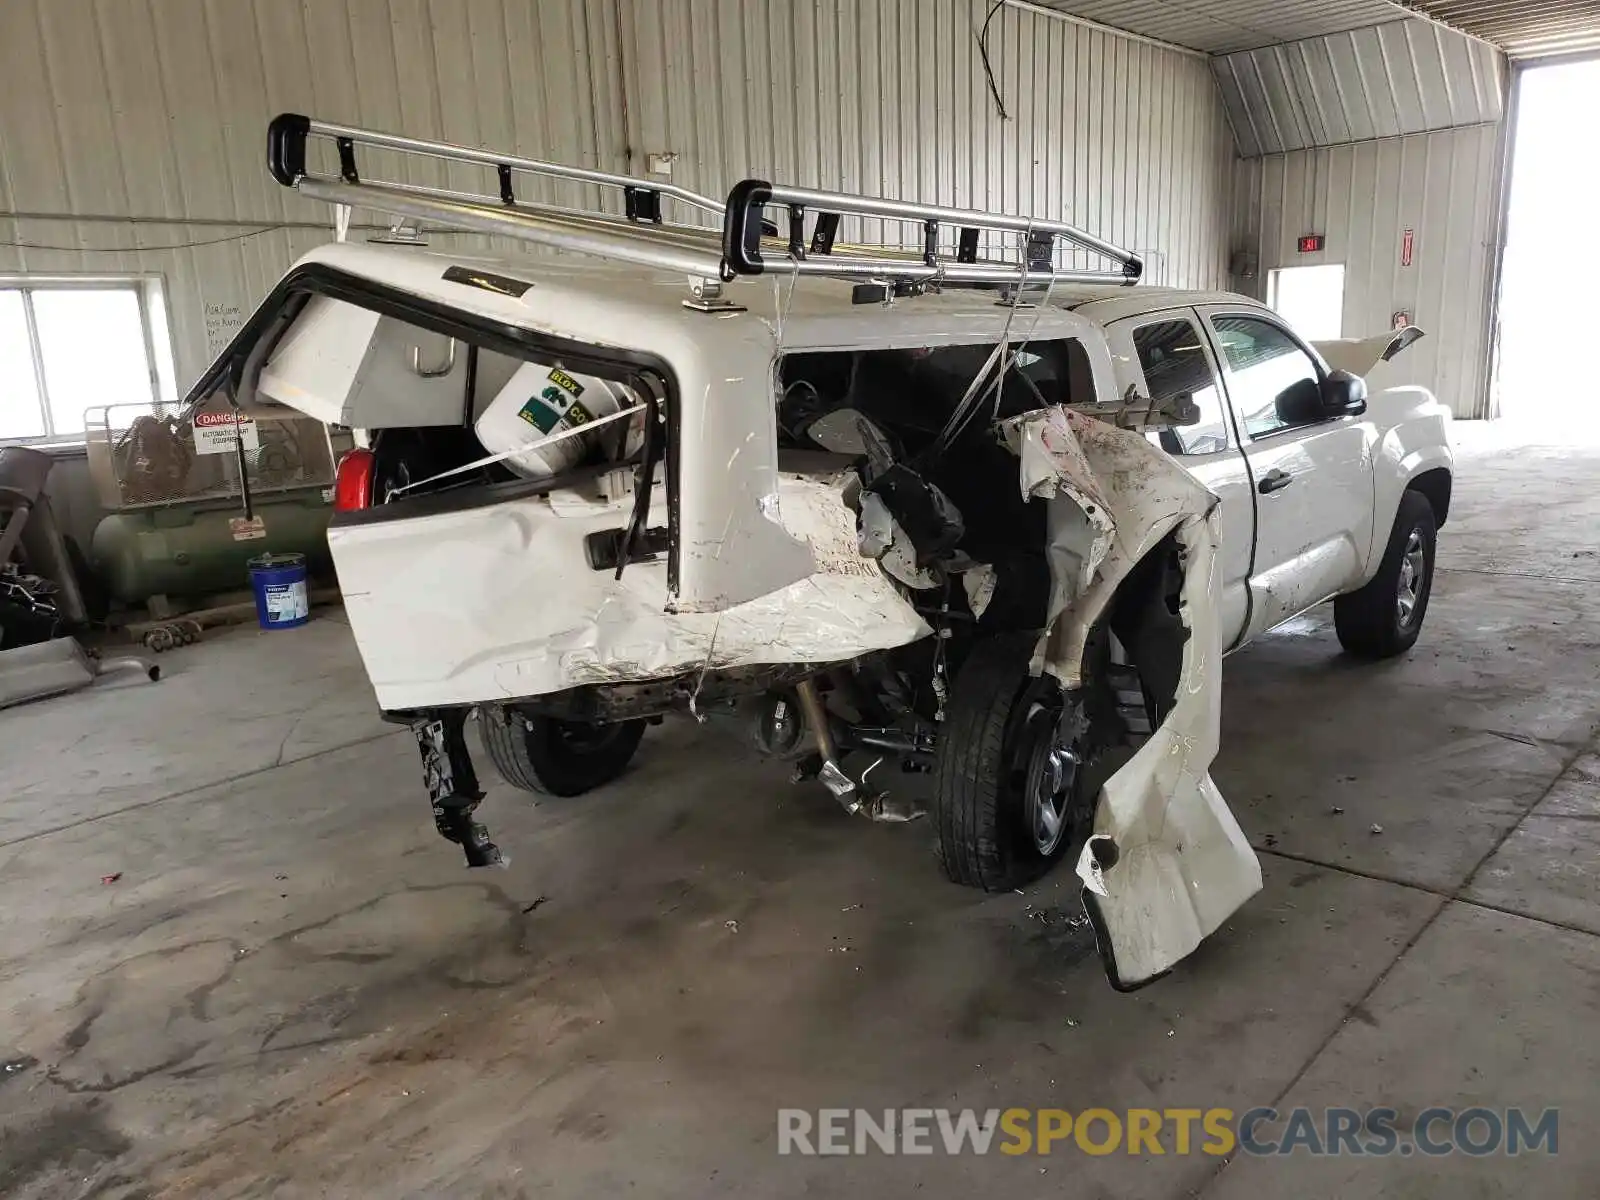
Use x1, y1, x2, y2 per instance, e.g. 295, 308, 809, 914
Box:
516, 395, 563, 434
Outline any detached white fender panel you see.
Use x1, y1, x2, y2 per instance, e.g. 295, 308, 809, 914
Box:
1075, 505, 1261, 988
1015, 409, 1262, 988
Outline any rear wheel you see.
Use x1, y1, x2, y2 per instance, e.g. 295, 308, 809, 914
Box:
478, 707, 645, 797
1334, 490, 1437, 659
932, 633, 1095, 892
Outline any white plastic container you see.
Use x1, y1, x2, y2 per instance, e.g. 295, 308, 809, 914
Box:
475, 362, 633, 479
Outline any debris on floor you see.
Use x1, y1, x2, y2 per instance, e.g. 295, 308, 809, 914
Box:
1, 1056, 37, 1079
141, 619, 202, 652
0, 637, 159, 709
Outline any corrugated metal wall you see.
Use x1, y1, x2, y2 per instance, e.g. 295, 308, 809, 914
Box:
0, 0, 624, 393
0, 0, 1234, 394
619, 0, 1234, 284
1222, 17, 1509, 419
1213, 19, 1504, 156
1231, 123, 1504, 418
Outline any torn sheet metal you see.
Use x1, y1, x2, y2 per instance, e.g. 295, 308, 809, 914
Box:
329, 473, 930, 710
857, 489, 940, 591
1074, 505, 1261, 988
1010, 409, 1260, 989
1312, 327, 1425, 377
962, 564, 997, 620
1038, 412, 1207, 682
997, 407, 1116, 599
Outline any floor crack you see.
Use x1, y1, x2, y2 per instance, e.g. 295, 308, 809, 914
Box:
0, 728, 408, 851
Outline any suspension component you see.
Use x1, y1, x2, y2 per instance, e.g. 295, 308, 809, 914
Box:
411, 709, 503, 868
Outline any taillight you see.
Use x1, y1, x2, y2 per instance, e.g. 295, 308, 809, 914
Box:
333, 448, 375, 512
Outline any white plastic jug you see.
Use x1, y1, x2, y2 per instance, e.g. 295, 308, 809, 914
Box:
475, 362, 633, 479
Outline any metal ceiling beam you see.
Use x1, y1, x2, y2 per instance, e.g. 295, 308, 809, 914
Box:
1400, 0, 1600, 58
1030, 0, 1595, 57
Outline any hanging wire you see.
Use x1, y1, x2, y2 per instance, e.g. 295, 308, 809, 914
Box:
986, 264, 1062, 425
0, 225, 291, 252
926, 222, 1043, 460
979, 0, 1010, 121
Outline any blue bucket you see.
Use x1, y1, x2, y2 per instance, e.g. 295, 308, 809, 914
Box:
247, 552, 310, 630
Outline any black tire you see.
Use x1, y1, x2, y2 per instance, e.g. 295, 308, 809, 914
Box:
477, 708, 645, 797
1335, 489, 1438, 659
933, 633, 1078, 892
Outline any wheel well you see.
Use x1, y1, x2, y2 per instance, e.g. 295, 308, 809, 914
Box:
1107, 531, 1187, 727
1407, 468, 1451, 527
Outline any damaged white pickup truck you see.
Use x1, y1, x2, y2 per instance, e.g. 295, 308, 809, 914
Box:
203, 116, 1453, 987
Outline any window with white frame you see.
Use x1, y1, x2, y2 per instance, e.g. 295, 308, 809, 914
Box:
1, 280, 168, 443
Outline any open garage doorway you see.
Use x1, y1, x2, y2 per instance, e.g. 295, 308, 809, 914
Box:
1497, 58, 1600, 427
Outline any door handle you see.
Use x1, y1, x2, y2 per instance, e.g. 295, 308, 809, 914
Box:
1257, 468, 1293, 494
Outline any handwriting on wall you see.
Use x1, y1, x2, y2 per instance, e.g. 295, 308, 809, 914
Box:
204, 301, 244, 357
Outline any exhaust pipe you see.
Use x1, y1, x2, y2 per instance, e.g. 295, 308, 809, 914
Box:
793, 679, 922, 823
794, 678, 860, 812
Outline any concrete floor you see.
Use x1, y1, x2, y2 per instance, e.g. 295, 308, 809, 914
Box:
2, 425, 1596, 1198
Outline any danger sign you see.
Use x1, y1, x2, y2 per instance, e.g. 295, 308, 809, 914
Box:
193, 410, 259, 455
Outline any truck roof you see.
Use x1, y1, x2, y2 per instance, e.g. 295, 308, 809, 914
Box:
292, 242, 1264, 347
1055, 284, 1266, 316
289, 240, 1115, 353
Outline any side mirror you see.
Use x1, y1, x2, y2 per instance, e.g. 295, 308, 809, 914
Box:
1274, 377, 1324, 426
1321, 369, 1367, 417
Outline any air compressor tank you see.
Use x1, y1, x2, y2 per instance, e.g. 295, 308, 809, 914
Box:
91, 493, 332, 605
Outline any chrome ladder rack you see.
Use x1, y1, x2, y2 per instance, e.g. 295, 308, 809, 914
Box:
267, 113, 1143, 297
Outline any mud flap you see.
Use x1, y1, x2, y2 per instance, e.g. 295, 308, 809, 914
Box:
1005, 408, 1262, 988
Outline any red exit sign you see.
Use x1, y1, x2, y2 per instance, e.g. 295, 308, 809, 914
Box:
1298, 234, 1325, 253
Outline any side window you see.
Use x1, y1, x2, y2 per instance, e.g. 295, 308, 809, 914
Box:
1211, 316, 1323, 440
1130, 319, 1230, 456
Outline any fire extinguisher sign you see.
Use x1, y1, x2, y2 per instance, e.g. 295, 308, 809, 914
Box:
1401, 228, 1414, 268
